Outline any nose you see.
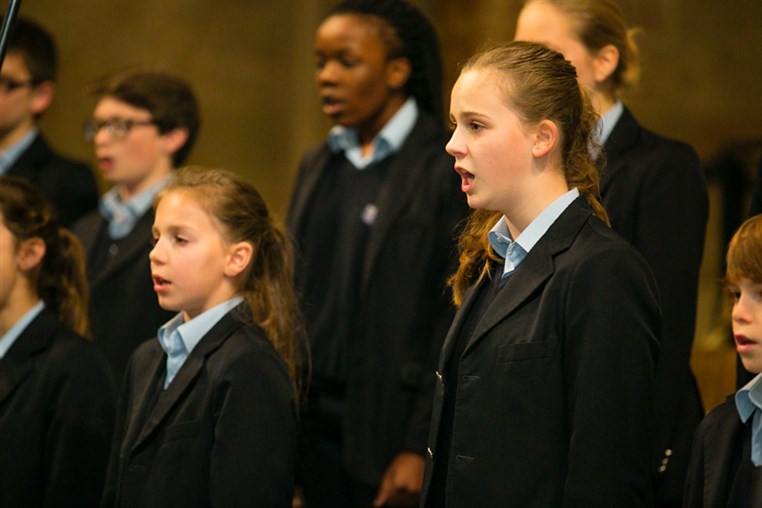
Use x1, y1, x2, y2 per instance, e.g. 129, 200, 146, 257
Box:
316, 60, 339, 87
446, 128, 465, 158
149, 238, 164, 265
733, 294, 752, 325
93, 125, 111, 147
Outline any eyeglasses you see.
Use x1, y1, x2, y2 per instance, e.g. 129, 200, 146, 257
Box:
84, 118, 157, 142
0, 76, 34, 93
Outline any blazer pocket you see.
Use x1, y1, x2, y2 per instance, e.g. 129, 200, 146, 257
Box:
496, 340, 556, 363
162, 420, 204, 444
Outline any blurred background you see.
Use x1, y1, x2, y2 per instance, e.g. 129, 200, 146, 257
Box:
16, 0, 762, 411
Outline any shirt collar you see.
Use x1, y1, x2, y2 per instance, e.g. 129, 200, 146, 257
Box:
99, 176, 170, 239
598, 101, 624, 145
327, 97, 418, 169
737, 373, 762, 423
0, 128, 38, 175
0, 300, 45, 358
488, 189, 580, 278
157, 296, 244, 359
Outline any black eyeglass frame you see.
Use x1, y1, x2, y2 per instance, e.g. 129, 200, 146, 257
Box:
83, 118, 159, 142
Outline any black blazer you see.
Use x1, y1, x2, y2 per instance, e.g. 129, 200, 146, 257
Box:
73, 209, 174, 383
7, 133, 98, 227
421, 197, 661, 507
603, 107, 708, 498
0, 309, 116, 507
101, 309, 297, 508
288, 112, 468, 484
684, 399, 762, 507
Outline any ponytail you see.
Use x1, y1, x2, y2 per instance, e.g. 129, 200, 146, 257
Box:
0, 176, 89, 336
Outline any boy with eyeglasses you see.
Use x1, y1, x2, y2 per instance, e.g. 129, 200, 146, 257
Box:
73, 69, 200, 382
0, 16, 98, 226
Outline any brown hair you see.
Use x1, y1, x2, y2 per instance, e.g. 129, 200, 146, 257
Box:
524, 0, 640, 98
0, 176, 89, 336
726, 215, 762, 285
156, 167, 307, 400
450, 41, 608, 305
88, 68, 200, 166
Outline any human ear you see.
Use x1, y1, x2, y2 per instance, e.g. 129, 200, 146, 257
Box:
16, 237, 46, 272
160, 128, 190, 160
592, 44, 619, 84
29, 81, 54, 116
385, 57, 412, 91
224, 241, 254, 278
531, 120, 558, 158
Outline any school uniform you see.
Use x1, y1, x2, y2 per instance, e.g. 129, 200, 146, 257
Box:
0, 306, 116, 507
684, 378, 762, 507
73, 195, 174, 384
101, 304, 297, 508
4, 131, 98, 227
421, 196, 661, 507
602, 105, 709, 502
288, 102, 467, 500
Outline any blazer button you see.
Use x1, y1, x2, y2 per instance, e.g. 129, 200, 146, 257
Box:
427, 447, 434, 460
435, 371, 443, 383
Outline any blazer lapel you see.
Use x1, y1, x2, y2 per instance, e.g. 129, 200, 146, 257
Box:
703, 402, 745, 506
438, 284, 479, 371
129, 312, 244, 452
601, 106, 639, 194
6, 133, 47, 180
288, 146, 332, 235
361, 113, 445, 291
0, 310, 55, 405
461, 198, 592, 357
90, 212, 154, 290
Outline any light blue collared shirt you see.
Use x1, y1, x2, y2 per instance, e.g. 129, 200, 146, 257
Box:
327, 97, 418, 169
0, 128, 38, 175
99, 177, 169, 239
157, 297, 244, 389
598, 101, 624, 145
736, 372, 762, 466
488, 188, 580, 278
0, 300, 45, 358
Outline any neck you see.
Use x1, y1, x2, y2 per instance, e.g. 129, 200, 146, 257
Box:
589, 88, 616, 116
355, 94, 407, 152
0, 119, 35, 153
117, 164, 172, 202
503, 174, 569, 240
0, 285, 38, 336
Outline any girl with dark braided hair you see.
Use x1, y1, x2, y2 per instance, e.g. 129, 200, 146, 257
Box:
289, 0, 467, 505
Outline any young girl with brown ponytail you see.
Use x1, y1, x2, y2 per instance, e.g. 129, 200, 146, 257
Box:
420, 41, 661, 506
0, 175, 115, 507
101, 167, 306, 507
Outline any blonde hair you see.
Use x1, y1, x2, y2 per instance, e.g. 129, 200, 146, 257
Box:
450, 41, 607, 305
524, 0, 640, 98
726, 215, 762, 285
156, 167, 308, 400
0, 176, 89, 336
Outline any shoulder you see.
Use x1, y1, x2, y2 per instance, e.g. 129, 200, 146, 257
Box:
71, 209, 104, 238
562, 212, 656, 290
698, 399, 741, 435
210, 323, 291, 382
616, 109, 701, 173
39, 321, 113, 384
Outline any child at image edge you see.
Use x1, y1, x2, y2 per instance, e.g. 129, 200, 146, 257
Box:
684, 214, 762, 506
101, 167, 305, 507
